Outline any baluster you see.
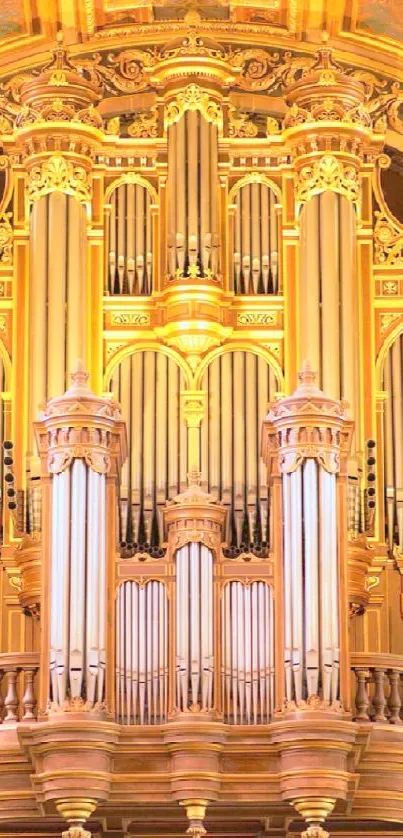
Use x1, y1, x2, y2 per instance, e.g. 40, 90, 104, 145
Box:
387, 669, 402, 724
0, 671, 4, 722
354, 668, 370, 721
4, 668, 19, 722
373, 668, 387, 721
22, 667, 37, 720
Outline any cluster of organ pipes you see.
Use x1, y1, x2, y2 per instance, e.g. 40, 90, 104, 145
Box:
108, 183, 153, 295
282, 460, 339, 704
176, 544, 214, 712
50, 461, 106, 706
201, 352, 276, 552
109, 351, 187, 554
221, 581, 274, 723
116, 581, 168, 724
233, 183, 280, 294
167, 114, 220, 278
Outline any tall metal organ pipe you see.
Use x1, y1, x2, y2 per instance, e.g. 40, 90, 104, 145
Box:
167, 114, 219, 277
299, 193, 360, 532
175, 543, 214, 712
50, 458, 106, 706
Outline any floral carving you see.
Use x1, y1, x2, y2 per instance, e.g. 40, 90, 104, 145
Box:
27, 155, 91, 203
374, 212, 403, 265
0, 212, 13, 264
165, 84, 223, 131
295, 155, 360, 206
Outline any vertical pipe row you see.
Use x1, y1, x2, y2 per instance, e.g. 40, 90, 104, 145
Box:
233, 183, 280, 294
201, 352, 276, 546
282, 460, 340, 705
221, 581, 273, 723
166, 113, 219, 276
109, 352, 186, 549
108, 183, 153, 295
383, 336, 403, 551
115, 580, 168, 724
175, 544, 214, 712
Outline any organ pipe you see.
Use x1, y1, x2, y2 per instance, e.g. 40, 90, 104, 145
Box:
109, 351, 186, 554
232, 183, 280, 294
299, 194, 360, 533
28, 194, 87, 454
116, 581, 168, 724
108, 183, 153, 295
221, 581, 274, 724
201, 352, 277, 551
166, 113, 220, 278
175, 543, 214, 712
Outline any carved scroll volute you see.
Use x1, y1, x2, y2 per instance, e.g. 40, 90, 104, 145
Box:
164, 469, 226, 558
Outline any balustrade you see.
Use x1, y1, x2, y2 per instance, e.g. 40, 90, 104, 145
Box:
0, 653, 39, 723
351, 654, 403, 723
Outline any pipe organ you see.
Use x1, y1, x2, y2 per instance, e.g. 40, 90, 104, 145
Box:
2, 13, 403, 838
233, 183, 280, 294
108, 183, 153, 295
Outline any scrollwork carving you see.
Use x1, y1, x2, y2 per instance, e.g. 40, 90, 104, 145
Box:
165, 84, 223, 131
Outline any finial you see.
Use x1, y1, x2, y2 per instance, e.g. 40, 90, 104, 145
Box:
321, 30, 330, 44
298, 359, 317, 388
187, 467, 202, 487
56, 30, 64, 45
70, 359, 90, 390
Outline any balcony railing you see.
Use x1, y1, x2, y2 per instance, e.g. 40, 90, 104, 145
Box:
351, 653, 403, 723
0, 652, 39, 722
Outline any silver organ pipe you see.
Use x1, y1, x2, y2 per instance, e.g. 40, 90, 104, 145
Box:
175, 544, 214, 712
108, 183, 153, 295
49, 461, 107, 706
200, 352, 277, 551
115, 580, 168, 724
221, 581, 274, 724
109, 351, 186, 552
167, 113, 219, 277
0, 359, 6, 540
282, 460, 339, 706
299, 194, 359, 533
232, 183, 280, 294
